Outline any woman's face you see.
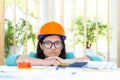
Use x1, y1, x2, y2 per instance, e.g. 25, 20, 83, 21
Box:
40, 35, 63, 58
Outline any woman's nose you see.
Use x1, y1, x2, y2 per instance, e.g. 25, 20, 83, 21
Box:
51, 44, 55, 49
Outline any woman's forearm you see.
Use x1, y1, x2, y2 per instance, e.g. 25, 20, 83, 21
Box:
16, 56, 60, 66
16, 56, 45, 66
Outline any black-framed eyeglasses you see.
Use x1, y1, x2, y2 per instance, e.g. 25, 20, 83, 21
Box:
42, 41, 63, 49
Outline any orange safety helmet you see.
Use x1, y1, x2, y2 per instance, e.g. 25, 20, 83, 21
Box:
37, 21, 66, 40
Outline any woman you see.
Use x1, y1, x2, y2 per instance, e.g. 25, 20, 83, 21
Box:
6, 21, 101, 66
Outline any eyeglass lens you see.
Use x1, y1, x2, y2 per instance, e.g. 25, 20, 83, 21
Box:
42, 41, 62, 49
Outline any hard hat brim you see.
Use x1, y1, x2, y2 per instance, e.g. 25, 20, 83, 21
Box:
38, 34, 66, 40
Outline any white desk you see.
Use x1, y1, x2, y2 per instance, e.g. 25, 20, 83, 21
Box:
0, 66, 120, 80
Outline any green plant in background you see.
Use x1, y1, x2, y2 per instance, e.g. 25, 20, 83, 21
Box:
4, 19, 14, 57
70, 16, 107, 49
5, 18, 36, 58
15, 19, 36, 46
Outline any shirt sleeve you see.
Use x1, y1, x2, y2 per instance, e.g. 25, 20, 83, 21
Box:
5, 54, 20, 66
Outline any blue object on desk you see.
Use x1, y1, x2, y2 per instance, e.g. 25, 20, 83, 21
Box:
67, 62, 88, 67
57, 62, 88, 69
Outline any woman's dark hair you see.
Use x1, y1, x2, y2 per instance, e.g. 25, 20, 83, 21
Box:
36, 35, 66, 59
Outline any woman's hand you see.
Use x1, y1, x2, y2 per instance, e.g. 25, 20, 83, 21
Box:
45, 56, 68, 66
42, 59, 60, 66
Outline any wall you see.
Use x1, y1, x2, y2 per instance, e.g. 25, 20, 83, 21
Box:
117, 0, 120, 67
0, 0, 5, 65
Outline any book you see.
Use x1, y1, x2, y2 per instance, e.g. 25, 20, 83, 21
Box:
84, 61, 117, 69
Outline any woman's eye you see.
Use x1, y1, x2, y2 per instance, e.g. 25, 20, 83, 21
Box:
55, 41, 61, 44
45, 41, 51, 45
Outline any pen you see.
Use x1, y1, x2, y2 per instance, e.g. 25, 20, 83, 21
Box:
56, 65, 66, 70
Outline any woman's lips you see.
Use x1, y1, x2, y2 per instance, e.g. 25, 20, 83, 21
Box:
49, 52, 57, 54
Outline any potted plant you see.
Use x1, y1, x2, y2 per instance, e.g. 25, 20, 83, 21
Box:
4, 18, 36, 58
70, 16, 107, 49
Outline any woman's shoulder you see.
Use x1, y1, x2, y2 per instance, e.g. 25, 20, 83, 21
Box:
66, 52, 102, 61
28, 52, 36, 58
66, 52, 75, 59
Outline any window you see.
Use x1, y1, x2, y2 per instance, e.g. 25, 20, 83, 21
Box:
4, 0, 117, 62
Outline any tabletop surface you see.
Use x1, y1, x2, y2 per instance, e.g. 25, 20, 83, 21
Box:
0, 66, 120, 80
